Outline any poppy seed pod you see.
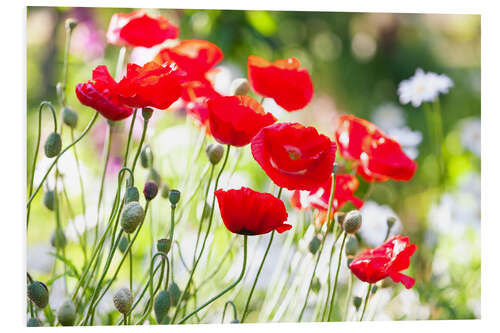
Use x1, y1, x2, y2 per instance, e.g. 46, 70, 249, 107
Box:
343, 210, 362, 234
118, 236, 129, 254
113, 288, 133, 314
44, 132, 62, 158
124, 186, 140, 204
168, 283, 181, 307
143, 181, 159, 201
142, 107, 154, 120
154, 290, 171, 324
65, 18, 78, 31
57, 299, 76, 326
50, 228, 67, 249
387, 216, 396, 229
345, 236, 358, 256
121, 201, 145, 233
140, 145, 154, 168
43, 190, 55, 211
168, 189, 180, 206
308, 235, 321, 255
311, 277, 321, 294
230, 78, 250, 96
353, 296, 362, 311
161, 184, 170, 198
27, 317, 42, 327
157, 238, 171, 254
27, 281, 49, 309
205, 143, 224, 165
62, 107, 78, 128
147, 168, 162, 185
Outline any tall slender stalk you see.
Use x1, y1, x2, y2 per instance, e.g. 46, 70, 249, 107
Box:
327, 231, 348, 321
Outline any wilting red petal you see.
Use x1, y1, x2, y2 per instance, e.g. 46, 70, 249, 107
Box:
207, 95, 276, 147
251, 122, 336, 190
248, 55, 313, 111
215, 187, 290, 235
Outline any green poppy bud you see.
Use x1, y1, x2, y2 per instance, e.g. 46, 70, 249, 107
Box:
371, 285, 378, 295
113, 288, 133, 314
353, 296, 362, 311
50, 228, 67, 249
147, 168, 162, 185
159, 315, 171, 325
143, 181, 158, 201
230, 78, 250, 96
65, 18, 78, 31
201, 202, 212, 220
347, 257, 354, 268
168, 189, 180, 206
154, 290, 171, 324
205, 143, 225, 165
62, 107, 78, 128
57, 299, 76, 326
343, 210, 362, 234
334, 211, 346, 227
142, 107, 154, 120
157, 238, 172, 254
121, 201, 145, 233
140, 144, 154, 168
308, 235, 321, 255
118, 236, 129, 254
387, 216, 396, 229
44, 132, 62, 158
230, 319, 240, 324
27, 281, 48, 309
124, 186, 140, 204
27, 317, 42, 327
345, 236, 358, 256
168, 283, 181, 307
311, 277, 321, 294
161, 184, 170, 198
43, 190, 55, 211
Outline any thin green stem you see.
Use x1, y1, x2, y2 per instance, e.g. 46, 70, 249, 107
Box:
343, 273, 353, 321
130, 117, 149, 173
327, 232, 348, 321
221, 301, 238, 323
128, 234, 133, 292
320, 231, 343, 321
359, 284, 372, 321
95, 123, 113, 247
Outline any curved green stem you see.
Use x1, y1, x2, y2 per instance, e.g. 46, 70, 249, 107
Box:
221, 301, 238, 323
327, 232, 348, 321
359, 284, 372, 321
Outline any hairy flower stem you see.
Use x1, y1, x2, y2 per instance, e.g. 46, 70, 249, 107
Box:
177, 235, 248, 324
359, 284, 373, 321
327, 232, 348, 321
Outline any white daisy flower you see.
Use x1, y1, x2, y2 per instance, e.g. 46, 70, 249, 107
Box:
372, 103, 406, 131
398, 68, 453, 107
460, 117, 481, 157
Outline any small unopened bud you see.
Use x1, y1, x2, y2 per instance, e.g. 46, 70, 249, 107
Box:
230, 78, 250, 96
353, 296, 362, 311
142, 107, 154, 120
43, 190, 55, 211
168, 283, 181, 307
334, 212, 346, 227
27, 281, 49, 309
143, 181, 159, 201
371, 285, 378, 295
231, 319, 240, 324
206, 143, 224, 165
118, 236, 129, 254
140, 144, 154, 168
124, 186, 140, 204
113, 288, 133, 314
345, 236, 358, 256
154, 290, 171, 324
161, 184, 170, 198
62, 107, 78, 128
308, 235, 321, 255
343, 210, 362, 234
347, 257, 354, 268
121, 202, 145, 233
157, 238, 172, 254
27, 318, 42, 327
311, 277, 321, 294
44, 132, 62, 158
147, 168, 162, 185
387, 216, 396, 229
51, 228, 67, 249
169, 189, 180, 206
65, 18, 78, 31
57, 299, 76, 326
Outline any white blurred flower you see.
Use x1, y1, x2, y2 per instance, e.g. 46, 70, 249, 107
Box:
65, 211, 98, 242
398, 68, 453, 107
460, 118, 481, 157
359, 201, 402, 247
372, 103, 406, 131
387, 126, 423, 159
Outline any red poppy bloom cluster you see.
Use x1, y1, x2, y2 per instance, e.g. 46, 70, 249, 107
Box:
251, 122, 336, 190
107, 11, 178, 48
334, 114, 417, 182
215, 187, 291, 235
349, 235, 417, 289
248, 56, 314, 112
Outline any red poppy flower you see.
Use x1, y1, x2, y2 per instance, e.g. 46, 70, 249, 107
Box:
349, 235, 417, 289
247, 56, 314, 112
251, 122, 336, 190
290, 174, 363, 212
207, 95, 276, 147
215, 187, 291, 235
334, 115, 417, 182
154, 40, 223, 83
75, 65, 133, 121
106, 11, 178, 48
114, 61, 186, 110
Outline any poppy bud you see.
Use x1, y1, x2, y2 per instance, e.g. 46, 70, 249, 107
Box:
230, 78, 250, 96
231, 319, 240, 324
168, 283, 181, 307
387, 216, 396, 229
140, 144, 154, 168
308, 235, 321, 255
43, 190, 55, 211
57, 299, 76, 326
65, 18, 78, 31
205, 143, 225, 165
345, 236, 358, 256
143, 181, 159, 201
347, 257, 354, 268
154, 290, 171, 324
121, 201, 145, 233
343, 210, 362, 234
27, 281, 49, 309
157, 238, 172, 254
161, 184, 170, 198
334, 212, 346, 227
168, 189, 180, 206
50, 228, 67, 249
113, 288, 133, 314
44, 132, 62, 158
353, 296, 362, 311
124, 186, 140, 204
371, 285, 378, 295
118, 236, 129, 254
62, 107, 78, 128
201, 202, 212, 220
147, 168, 162, 185
142, 107, 154, 121
311, 277, 321, 294
27, 318, 42, 327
